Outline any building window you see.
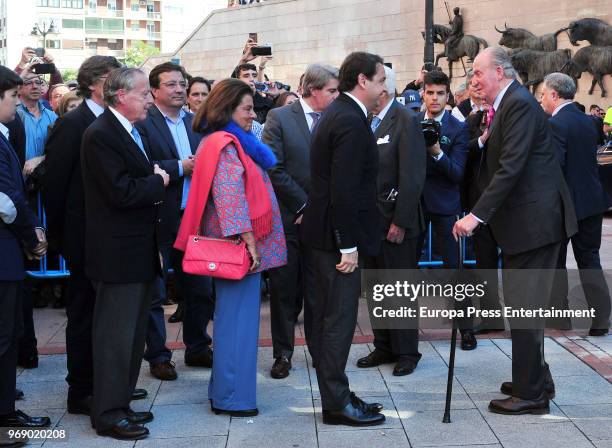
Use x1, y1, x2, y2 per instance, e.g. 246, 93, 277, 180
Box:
146, 4, 153, 13
85, 17, 124, 33
88, 0, 96, 10
107, 0, 116, 10
131, 3, 139, 11
131, 22, 139, 31
146, 23, 154, 36
37, 0, 60, 6
45, 39, 61, 49
62, 18, 83, 28
61, 0, 83, 7
88, 40, 97, 49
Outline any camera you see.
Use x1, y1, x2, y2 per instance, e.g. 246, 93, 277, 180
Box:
421, 119, 441, 147
274, 81, 290, 91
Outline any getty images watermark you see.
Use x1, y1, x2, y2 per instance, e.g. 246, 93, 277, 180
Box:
362, 269, 611, 331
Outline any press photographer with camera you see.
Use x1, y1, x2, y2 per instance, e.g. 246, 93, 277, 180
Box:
417, 70, 476, 350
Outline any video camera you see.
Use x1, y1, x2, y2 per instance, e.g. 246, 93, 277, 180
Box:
421, 119, 441, 147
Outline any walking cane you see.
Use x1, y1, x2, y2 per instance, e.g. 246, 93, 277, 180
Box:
442, 230, 464, 423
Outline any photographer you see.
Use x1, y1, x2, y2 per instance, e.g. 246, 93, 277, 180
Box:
417, 71, 475, 349
14, 47, 63, 103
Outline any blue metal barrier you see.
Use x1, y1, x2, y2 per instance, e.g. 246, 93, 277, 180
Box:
418, 221, 477, 267
26, 193, 70, 279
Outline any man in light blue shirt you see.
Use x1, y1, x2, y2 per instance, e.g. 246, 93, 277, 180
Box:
136, 62, 214, 377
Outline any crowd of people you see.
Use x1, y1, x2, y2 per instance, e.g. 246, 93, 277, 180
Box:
0, 38, 611, 445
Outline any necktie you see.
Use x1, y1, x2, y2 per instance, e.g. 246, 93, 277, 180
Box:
309, 112, 321, 133
370, 115, 381, 133
486, 107, 495, 129
130, 127, 148, 160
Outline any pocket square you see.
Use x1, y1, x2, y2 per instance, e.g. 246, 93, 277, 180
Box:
377, 135, 390, 145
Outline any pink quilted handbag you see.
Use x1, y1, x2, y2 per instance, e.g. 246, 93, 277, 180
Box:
182, 235, 250, 280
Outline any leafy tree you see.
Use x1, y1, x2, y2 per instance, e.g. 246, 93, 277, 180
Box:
61, 68, 78, 82
124, 41, 160, 67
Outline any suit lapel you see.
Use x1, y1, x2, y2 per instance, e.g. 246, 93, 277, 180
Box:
78, 101, 97, 125
375, 101, 396, 140
487, 80, 519, 139
105, 110, 152, 171
292, 100, 311, 143
149, 106, 180, 159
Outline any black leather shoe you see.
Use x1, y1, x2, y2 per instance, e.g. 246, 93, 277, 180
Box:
460, 330, 477, 351
15, 389, 24, 401
589, 328, 609, 336
322, 402, 385, 426
126, 409, 153, 425
67, 395, 91, 415
132, 389, 148, 400
0, 410, 51, 428
168, 302, 184, 323
96, 418, 149, 440
393, 359, 416, 376
16, 353, 38, 369
150, 360, 177, 381
350, 392, 383, 413
270, 356, 291, 379
500, 381, 555, 399
185, 349, 213, 368
488, 394, 550, 415
211, 404, 258, 417
356, 349, 395, 368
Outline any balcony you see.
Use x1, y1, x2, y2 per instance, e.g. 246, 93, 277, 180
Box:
85, 8, 124, 18
84, 48, 125, 58
124, 10, 161, 20
126, 29, 161, 40
85, 28, 125, 37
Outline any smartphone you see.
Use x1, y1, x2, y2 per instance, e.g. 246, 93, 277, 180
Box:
254, 82, 268, 92
248, 32, 258, 43
251, 45, 272, 57
34, 47, 45, 57
32, 63, 55, 75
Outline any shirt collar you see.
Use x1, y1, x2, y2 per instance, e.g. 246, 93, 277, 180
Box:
85, 98, 105, 118
108, 106, 133, 134
0, 122, 9, 141
299, 97, 315, 116
492, 80, 514, 111
343, 92, 368, 117
19, 99, 46, 115
425, 109, 446, 122
375, 97, 394, 122
552, 101, 572, 117
157, 104, 186, 124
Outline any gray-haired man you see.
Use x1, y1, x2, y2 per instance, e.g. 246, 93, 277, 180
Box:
263, 63, 339, 379
81, 67, 169, 440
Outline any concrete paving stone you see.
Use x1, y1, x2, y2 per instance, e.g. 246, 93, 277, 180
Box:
378, 351, 449, 382
490, 337, 569, 358
401, 409, 498, 447
386, 369, 469, 394
494, 421, 594, 448
17, 355, 67, 383
313, 395, 402, 432
547, 352, 602, 377
258, 382, 315, 401
470, 396, 569, 429
312, 369, 389, 399
134, 436, 227, 447
344, 343, 375, 372
226, 414, 316, 448
592, 441, 612, 448
154, 378, 211, 406
559, 404, 612, 440
44, 422, 135, 447
391, 389, 476, 412
256, 396, 314, 418
552, 375, 612, 405
317, 428, 410, 447
256, 359, 311, 388
15, 380, 68, 409
147, 403, 230, 438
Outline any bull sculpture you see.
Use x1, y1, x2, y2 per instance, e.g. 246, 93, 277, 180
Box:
421, 24, 488, 80
565, 46, 612, 97
495, 23, 565, 51
509, 48, 573, 94
567, 18, 612, 47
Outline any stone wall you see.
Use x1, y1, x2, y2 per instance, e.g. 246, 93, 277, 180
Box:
142, 0, 611, 107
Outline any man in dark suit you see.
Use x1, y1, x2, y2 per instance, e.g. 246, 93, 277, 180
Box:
136, 62, 213, 377
263, 63, 339, 379
418, 70, 476, 350
301, 52, 386, 427
540, 73, 610, 336
81, 67, 169, 440
356, 65, 427, 376
454, 47, 578, 415
0, 65, 50, 445
42, 56, 147, 416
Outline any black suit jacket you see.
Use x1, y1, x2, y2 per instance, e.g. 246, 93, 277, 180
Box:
6, 114, 26, 168
42, 101, 97, 265
374, 100, 426, 239
549, 103, 608, 221
263, 100, 312, 231
81, 109, 165, 283
472, 81, 578, 255
462, 109, 486, 210
136, 105, 202, 243
300, 93, 380, 256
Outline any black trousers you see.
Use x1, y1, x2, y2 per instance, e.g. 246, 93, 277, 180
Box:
424, 213, 459, 268
269, 230, 316, 360
91, 280, 155, 430
503, 242, 561, 400
64, 261, 96, 400
365, 235, 422, 364
472, 225, 505, 329
311, 249, 360, 411
0, 281, 22, 415
551, 214, 611, 330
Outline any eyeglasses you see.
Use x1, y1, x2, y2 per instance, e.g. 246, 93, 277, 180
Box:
160, 81, 187, 89
23, 78, 44, 86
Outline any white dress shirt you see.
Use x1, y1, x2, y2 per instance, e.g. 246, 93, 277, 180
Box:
0, 122, 9, 141
300, 97, 316, 130
85, 98, 105, 118
552, 101, 572, 117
